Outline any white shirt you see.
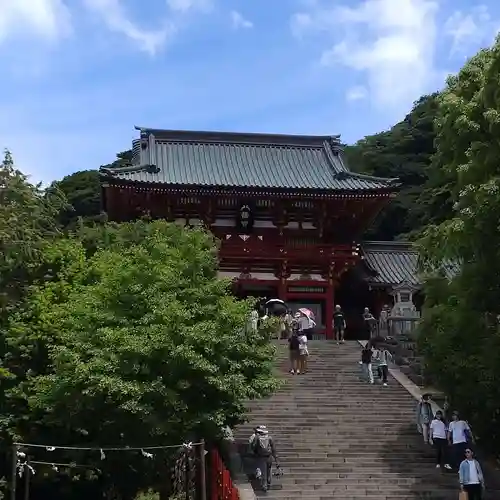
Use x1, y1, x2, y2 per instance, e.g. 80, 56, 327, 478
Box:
430, 419, 447, 439
298, 334, 308, 354
466, 460, 480, 484
376, 349, 391, 365
297, 316, 309, 330
449, 420, 470, 444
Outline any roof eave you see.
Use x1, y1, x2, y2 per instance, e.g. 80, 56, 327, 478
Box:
348, 171, 399, 184
362, 240, 416, 251
99, 177, 397, 196
99, 164, 160, 177
333, 171, 399, 191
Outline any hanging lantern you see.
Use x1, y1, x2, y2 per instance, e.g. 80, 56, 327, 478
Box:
237, 204, 254, 233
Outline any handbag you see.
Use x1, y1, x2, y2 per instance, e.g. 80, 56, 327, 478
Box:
459, 490, 468, 500
464, 422, 473, 443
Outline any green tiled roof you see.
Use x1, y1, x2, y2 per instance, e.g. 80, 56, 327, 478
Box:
361, 241, 460, 287
100, 127, 399, 192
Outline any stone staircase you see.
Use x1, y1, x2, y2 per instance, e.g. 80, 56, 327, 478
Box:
234, 341, 498, 500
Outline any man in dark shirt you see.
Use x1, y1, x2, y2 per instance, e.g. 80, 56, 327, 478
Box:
333, 305, 346, 344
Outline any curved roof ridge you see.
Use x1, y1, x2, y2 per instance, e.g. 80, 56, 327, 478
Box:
134, 126, 342, 149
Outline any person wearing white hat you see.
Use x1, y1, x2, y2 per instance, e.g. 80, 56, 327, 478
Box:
249, 425, 279, 492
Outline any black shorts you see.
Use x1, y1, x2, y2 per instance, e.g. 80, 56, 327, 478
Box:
302, 328, 313, 340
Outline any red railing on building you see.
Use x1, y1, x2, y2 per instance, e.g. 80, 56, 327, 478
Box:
210, 448, 240, 500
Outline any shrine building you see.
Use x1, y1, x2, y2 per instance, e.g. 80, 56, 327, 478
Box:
100, 127, 439, 340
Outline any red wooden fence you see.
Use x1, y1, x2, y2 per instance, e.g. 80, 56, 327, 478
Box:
210, 448, 240, 500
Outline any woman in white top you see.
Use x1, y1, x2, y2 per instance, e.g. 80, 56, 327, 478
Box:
428, 410, 452, 469
459, 448, 484, 500
297, 333, 308, 374
448, 411, 472, 469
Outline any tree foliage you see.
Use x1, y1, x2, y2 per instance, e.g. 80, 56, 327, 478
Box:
0, 150, 277, 499
49, 170, 102, 227
0, 150, 68, 498
345, 94, 439, 240
47, 150, 133, 229
418, 38, 500, 454
0, 150, 66, 309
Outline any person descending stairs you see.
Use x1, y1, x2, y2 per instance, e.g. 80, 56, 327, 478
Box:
234, 341, 499, 500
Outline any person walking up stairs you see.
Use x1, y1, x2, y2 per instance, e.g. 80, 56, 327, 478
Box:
234, 341, 499, 500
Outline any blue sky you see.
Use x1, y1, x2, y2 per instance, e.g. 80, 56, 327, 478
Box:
1, 0, 499, 184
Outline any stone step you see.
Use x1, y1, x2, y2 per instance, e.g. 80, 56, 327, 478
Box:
237, 428, 420, 434
255, 490, 461, 500
261, 484, 456, 492
258, 494, 457, 500
234, 342, 496, 500
277, 473, 450, 482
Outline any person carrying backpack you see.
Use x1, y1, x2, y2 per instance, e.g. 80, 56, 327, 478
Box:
249, 426, 279, 492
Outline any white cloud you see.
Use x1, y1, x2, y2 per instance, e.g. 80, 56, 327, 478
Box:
292, 0, 440, 112
346, 85, 368, 101
290, 12, 313, 39
83, 0, 176, 55
231, 10, 253, 30
0, 0, 71, 44
167, 0, 212, 13
444, 6, 497, 56
291, 0, 500, 113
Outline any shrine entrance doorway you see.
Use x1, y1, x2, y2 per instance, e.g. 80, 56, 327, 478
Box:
233, 280, 278, 300
335, 268, 376, 340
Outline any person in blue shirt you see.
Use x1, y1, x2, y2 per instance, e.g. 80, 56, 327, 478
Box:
459, 448, 484, 499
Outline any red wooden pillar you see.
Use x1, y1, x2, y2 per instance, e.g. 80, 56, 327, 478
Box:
373, 288, 383, 317
325, 280, 334, 340
278, 278, 287, 302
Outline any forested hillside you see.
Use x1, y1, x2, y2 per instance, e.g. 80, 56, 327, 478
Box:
345, 93, 455, 240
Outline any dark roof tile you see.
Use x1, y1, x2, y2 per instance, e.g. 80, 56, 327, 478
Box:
100, 127, 398, 192
361, 241, 459, 287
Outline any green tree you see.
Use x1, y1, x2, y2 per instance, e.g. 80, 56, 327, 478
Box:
103, 150, 133, 169
0, 150, 66, 308
0, 150, 67, 499
345, 94, 439, 240
6, 220, 278, 499
49, 170, 102, 227
47, 150, 133, 229
418, 38, 500, 453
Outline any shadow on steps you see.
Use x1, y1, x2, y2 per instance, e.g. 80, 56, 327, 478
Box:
376, 422, 500, 499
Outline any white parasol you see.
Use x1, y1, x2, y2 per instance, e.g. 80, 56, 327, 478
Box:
265, 299, 286, 306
